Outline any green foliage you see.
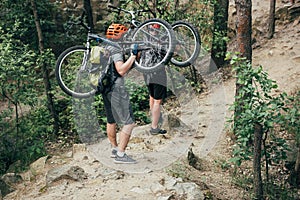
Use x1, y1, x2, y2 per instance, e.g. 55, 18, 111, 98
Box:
0, 105, 50, 175
166, 160, 190, 180
0, 26, 40, 106
227, 52, 299, 199
126, 79, 150, 125
94, 95, 107, 131
280, 91, 300, 142
0, 9, 55, 175
0, 0, 60, 52
263, 181, 298, 200
227, 53, 291, 166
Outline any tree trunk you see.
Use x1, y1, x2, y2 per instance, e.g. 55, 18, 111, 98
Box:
253, 123, 264, 199
293, 145, 300, 186
235, 0, 252, 61
234, 0, 252, 133
30, 0, 59, 136
84, 0, 94, 31
267, 0, 276, 39
210, 0, 229, 69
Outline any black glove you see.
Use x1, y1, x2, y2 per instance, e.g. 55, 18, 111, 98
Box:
131, 44, 138, 56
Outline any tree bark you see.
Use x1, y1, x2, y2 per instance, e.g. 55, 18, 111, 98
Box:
234, 0, 252, 61
30, 0, 59, 136
234, 0, 252, 133
84, 0, 94, 31
267, 0, 276, 39
253, 123, 264, 199
210, 0, 229, 69
293, 145, 300, 186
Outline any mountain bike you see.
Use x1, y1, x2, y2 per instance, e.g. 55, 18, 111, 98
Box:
107, 5, 201, 67
55, 10, 175, 98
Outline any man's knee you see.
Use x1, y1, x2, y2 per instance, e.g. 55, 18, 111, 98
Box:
107, 123, 116, 128
122, 123, 135, 135
153, 99, 162, 105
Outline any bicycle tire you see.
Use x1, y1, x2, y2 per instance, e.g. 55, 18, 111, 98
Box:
131, 18, 176, 73
55, 45, 96, 98
170, 21, 201, 67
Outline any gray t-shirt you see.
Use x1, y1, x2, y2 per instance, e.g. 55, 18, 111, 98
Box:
102, 45, 134, 125
106, 45, 124, 86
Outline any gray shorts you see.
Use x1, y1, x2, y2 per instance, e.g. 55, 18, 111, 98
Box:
102, 78, 135, 125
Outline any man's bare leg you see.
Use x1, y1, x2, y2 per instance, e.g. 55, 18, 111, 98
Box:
114, 123, 137, 164
118, 123, 135, 152
151, 99, 162, 129
107, 123, 117, 147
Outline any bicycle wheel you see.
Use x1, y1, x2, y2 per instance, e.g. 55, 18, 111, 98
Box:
55, 45, 96, 98
171, 21, 201, 67
131, 18, 176, 73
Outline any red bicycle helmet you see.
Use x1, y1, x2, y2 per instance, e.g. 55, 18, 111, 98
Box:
151, 24, 161, 29
106, 24, 128, 39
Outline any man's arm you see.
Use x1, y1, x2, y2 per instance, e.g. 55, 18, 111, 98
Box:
115, 54, 136, 76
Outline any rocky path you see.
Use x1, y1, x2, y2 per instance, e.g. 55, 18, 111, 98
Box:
2, 0, 300, 199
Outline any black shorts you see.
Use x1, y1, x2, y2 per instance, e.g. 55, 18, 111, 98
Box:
147, 83, 166, 100
102, 80, 134, 125
144, 68, 167, 100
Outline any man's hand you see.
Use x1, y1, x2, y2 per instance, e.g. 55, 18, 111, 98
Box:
131, 44, 139, 56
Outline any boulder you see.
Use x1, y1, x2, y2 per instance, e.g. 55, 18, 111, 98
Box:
46, 165, 87, 186
30, 155, 49, 176
0, 173, 22, 197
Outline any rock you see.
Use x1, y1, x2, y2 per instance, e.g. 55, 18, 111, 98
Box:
292, 55, 300, 62
167, 114, 181, 128
276, 6, 290, 21
289, 3, 300, 19
175, 182, 205, 200
150, 182, 165, 193
72, 144, 88, 160
30, 155, 49, 176
72, 143, 87, 155
46, 165, 87, 186
6, 160, 22, 173
164, 177, 178, 190
1, 173, 22, 185
187, 148, 202, 170
0, 179, 14, 197
103, 170, 125, 181
268, 50, 274, 56
130, 186, 151, 194
156, 195, 173, 200
293, 18, 300, 25
0, 173, 22, 197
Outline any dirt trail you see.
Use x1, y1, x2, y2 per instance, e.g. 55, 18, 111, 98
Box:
3, 0, 300, 199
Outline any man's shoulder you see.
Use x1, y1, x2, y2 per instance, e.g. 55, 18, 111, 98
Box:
105, 45, 123, 62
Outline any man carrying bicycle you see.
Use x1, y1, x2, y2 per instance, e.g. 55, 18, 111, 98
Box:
101, 24, 139, 164
141, 24, 168, 135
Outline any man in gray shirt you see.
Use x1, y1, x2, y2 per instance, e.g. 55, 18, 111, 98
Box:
102, 24, 138, 164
